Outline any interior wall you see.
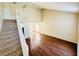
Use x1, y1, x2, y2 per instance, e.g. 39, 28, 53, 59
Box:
3, 3, 16, 19
26, 5, 41, 22
77, 14, 79, 56
0, 3, 3, 31
39, 9, 78, 43
78, 14, 79, 42
26, 5, 42, 38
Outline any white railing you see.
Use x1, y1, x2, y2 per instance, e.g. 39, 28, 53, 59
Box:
16, 9, 29, 56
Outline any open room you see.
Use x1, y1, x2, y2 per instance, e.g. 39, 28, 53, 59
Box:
0, 2, 79, 56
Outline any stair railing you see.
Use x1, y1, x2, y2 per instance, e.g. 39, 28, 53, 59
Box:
15, 8, 29, 56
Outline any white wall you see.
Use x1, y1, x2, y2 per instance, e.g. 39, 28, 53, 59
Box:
0, 3, 3, 31
77, 14, 79, 56
39, 9, 77, 43
25, 5, 42, 38
3, 3, 16, 19
26, 5, 41, 22
78, 14, 79, 42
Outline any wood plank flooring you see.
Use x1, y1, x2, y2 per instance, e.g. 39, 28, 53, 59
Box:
26, 32, 77, 56
0, 20, 23, 56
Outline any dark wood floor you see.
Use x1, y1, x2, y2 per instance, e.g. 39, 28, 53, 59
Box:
26, 32, 77, 56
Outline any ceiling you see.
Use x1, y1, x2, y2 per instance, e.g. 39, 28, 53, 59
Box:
30, 2, 79, 13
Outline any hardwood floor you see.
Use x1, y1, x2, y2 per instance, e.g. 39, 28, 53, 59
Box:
26, 32, 77, 56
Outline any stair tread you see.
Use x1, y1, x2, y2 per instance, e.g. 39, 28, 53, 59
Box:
0, 42, 21, 55
0, 20, 22, 56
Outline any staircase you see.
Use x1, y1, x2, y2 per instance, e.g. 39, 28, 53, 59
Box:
0, 20, 23, 56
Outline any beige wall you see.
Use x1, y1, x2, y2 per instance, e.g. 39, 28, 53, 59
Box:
3, 3, 16, 19
26, 5, 42, 37
39, 9, 78, 43
78, 14, 79, 55
26, 5, 41, 22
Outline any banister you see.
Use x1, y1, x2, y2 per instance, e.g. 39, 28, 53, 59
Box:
16, 9, 29, 56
